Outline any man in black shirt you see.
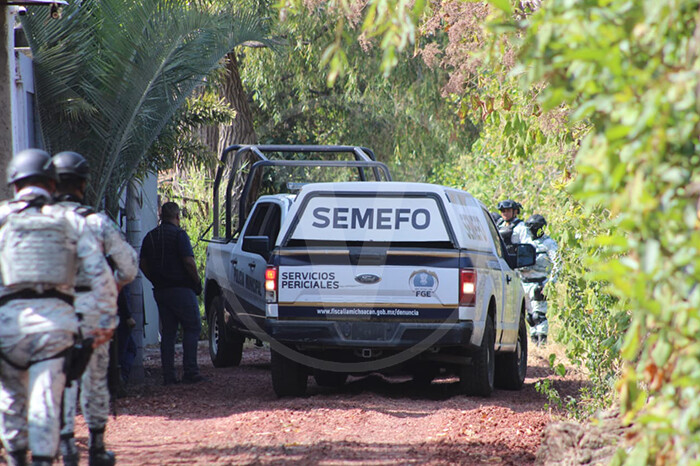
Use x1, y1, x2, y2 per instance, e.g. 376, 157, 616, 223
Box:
140, 202, 205, 385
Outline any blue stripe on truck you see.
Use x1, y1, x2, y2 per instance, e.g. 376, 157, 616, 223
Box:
277, 305, 459, 321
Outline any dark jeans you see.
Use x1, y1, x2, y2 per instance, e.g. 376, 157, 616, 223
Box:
117, 322, 136, 383
153, 287, 201, 380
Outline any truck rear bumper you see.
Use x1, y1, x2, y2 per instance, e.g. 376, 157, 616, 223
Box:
265, 319, 474, 349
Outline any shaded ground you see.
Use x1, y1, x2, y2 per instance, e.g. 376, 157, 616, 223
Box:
536, 409, 629, 466
44, 342, 590, 465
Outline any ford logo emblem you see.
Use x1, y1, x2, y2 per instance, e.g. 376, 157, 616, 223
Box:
355, 273, 381, 284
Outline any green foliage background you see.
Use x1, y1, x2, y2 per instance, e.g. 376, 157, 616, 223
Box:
240, 1, 476, 182
173, 0, 624, 411
167, 0, 700, 462
515, 1, 700, 462
23, 0, 269, 212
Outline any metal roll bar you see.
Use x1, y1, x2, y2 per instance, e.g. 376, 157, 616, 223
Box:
211, 145, 391, 239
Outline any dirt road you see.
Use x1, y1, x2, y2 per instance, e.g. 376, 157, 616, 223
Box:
67, 342, 587, 465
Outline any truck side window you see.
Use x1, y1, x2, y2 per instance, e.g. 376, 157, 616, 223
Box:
242, 203, 281, 255
263, 205, 281, 246
244, 204, 270, 237
483, 208, 505, 259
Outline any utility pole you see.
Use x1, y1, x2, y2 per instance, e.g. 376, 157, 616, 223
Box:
0, 6, 12, 198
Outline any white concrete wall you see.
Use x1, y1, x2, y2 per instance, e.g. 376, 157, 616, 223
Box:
13, 50, 40, 152
127, 174, 161, 347
138, 174, 161, 346
124, 175, 160, 383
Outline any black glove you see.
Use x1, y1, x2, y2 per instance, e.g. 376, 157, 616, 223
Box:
526, 311, 535, 327
534, 285, 546, 301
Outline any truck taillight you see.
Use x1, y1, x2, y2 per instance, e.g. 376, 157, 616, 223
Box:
265, 266, 278, 303
459, 268, 477, 306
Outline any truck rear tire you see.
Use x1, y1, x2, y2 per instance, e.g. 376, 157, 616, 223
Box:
313, 370, 348, 388
271, 349, 308, 397
495, 312, 528, 390
459, 315, 495, 397
208, 296, 243, 368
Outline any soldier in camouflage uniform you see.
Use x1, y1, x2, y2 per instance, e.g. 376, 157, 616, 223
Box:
496, 199, 531, 251
519, 214, 559, 346
53, 152, 138, 466
0, 149, 117, 466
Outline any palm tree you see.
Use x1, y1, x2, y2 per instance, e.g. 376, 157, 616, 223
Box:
22, 0, 270, 383
22, 0, 270, 210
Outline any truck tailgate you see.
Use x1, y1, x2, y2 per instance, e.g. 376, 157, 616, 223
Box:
277, 253, 459, 321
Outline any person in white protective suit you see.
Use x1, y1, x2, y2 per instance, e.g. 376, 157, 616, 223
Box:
0, 149, 117, 466
519, 214, 559, 346
496, 199, 531, 251
53, 152, 138, 466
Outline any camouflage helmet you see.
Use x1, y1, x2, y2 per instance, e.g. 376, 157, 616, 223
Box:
525, 214, 547, 239
7, 148, 57, 185
53, 151, 90, 180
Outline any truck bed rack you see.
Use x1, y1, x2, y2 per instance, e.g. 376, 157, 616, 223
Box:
212, 145, 392, 239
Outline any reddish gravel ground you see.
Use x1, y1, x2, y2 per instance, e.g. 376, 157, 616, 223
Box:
62, 341, 587, 465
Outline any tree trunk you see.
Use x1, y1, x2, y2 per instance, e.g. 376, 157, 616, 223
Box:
198, 49, 260, 231
197, 50, 256, 155
220, 50, 257, 148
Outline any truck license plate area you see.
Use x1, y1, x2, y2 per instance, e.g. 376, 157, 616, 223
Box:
350, 322, 393, 341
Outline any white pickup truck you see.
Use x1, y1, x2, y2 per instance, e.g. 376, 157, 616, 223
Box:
204, 146, 535, 398
203, 145, 392, 365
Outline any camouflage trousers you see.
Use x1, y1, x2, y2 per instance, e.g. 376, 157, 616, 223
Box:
523, 281, 549, 337
62, 341, 110, 434
0, 330, 73, 457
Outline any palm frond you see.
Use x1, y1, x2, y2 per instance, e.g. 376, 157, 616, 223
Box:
23, 0, 271, 206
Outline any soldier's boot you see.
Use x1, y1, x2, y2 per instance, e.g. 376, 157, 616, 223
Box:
30, 455, 53, 466
88, 428, 115, 466
6, 449, 27, 466
60, 433, 79, 466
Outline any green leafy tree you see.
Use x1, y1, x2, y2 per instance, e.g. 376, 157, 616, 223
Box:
514, 0, 700, 463
145, 90, 237, 175
423, 2, 624, 413
273, 0, 625, 415
281, 0, 429, 83
241, 2, 476, 181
